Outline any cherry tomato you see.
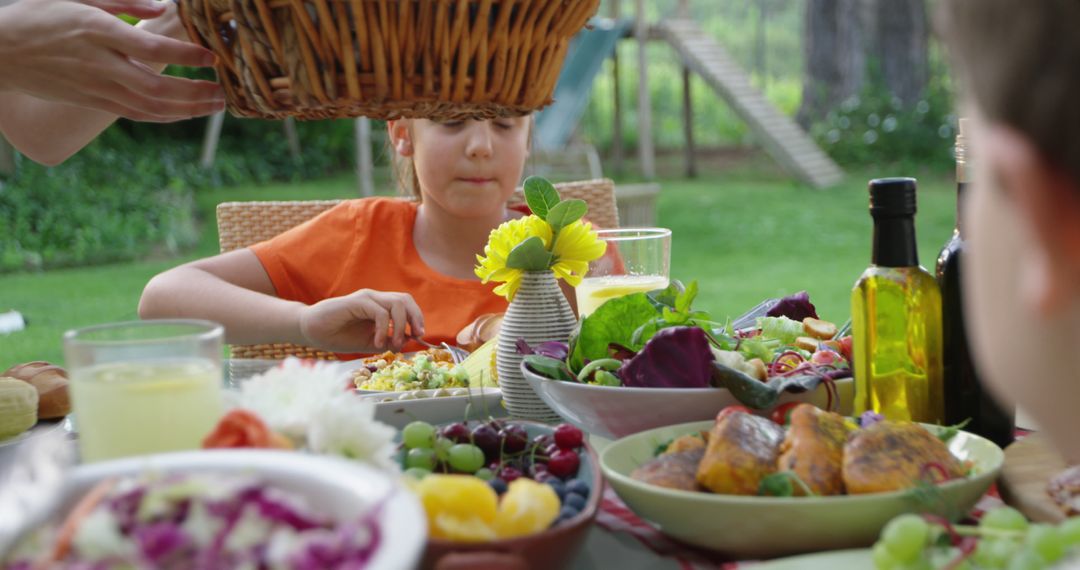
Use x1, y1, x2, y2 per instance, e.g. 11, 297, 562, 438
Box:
715, 406, 753, 423
838, 336, 854, 364
770, 402, 802, 426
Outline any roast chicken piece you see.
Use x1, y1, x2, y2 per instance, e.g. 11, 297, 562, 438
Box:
843, 421, 965, 494
631, 448, 705, 492
777, 404, 852, 496
696, 412, 785, 495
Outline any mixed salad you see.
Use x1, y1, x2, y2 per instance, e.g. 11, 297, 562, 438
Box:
3, 473, 383, 569
353, 350, 469, 392
522, 283, 853, 410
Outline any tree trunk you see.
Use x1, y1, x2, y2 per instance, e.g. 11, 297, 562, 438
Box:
868, 0, 928, 105
795, 0, 865, 128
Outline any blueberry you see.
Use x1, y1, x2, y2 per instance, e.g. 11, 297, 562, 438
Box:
545, 479, 566, 500
489, 477, 508, 495
565, 478, 589, 497
564, 492, 587, 511
557, 505, 579, 522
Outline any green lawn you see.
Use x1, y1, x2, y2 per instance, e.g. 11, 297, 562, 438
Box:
0, 168, 954, 365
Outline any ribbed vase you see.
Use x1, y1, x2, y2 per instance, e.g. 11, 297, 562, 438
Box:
496, 271, 577, 422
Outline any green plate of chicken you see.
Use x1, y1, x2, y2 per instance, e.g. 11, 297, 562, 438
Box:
599, 404, 1004, 559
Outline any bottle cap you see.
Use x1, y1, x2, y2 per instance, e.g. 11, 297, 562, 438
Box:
869, 177, 918, 217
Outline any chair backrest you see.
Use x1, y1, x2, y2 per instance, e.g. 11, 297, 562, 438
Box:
216, 178, 618, 359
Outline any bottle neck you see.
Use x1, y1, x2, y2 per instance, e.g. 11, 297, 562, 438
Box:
954, 181, 968, 237
872, 216, 919, 267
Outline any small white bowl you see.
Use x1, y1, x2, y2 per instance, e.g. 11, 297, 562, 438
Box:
522, 363, 853, 439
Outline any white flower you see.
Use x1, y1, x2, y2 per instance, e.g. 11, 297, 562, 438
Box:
233, 358, 349, 440
307, 395, 398, 472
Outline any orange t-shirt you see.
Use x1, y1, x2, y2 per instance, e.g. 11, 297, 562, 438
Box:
250, 197, 513, 357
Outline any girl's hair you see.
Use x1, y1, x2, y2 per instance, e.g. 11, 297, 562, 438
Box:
391, 117, 535, 201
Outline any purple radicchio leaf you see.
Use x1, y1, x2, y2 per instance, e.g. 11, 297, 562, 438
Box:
859, 411, 885, 428
134, 522, 191, 565
619, 326, 714, 388
765, 291, 819, 322
515, 338, 569, 361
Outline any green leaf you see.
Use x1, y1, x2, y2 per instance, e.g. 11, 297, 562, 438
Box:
936, 418, 972, 442
676, 280, 699, 314
523, 176, 561, 221
522, 355, 575, 382
505, 236, 552, 271
758, 471, 817, 497
545, 199, 588, 232
647, 280, 686, 310
568, 293, 662, 372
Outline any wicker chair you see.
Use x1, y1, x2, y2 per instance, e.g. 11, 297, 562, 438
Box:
218, 178, 619, 360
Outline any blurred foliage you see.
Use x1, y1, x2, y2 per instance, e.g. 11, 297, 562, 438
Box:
0, 116, 366, 274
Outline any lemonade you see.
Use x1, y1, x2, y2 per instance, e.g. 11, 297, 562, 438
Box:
575, 274, 670, 316
71, 359, 223, 462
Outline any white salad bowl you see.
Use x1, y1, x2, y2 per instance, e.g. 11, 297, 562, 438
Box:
5, 450, 426, 569
522, 362, 854, 439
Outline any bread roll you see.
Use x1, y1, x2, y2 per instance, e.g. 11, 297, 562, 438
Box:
2, 361, 71, 419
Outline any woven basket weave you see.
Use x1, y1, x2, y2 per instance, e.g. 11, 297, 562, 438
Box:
178, 0, 600, 120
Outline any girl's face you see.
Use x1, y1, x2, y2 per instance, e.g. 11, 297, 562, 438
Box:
393, 117, 530, 218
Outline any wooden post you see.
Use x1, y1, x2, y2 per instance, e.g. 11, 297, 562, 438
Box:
199, 111, 226, 169
678, 0, 696, 178
0, 134, 15, 179
355, 118, 375, 197
610, 0, 624, 176
283, 117, 302, 161
634, 0, 655, 180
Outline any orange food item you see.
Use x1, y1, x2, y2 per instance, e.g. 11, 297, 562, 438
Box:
202, 409, 292, 450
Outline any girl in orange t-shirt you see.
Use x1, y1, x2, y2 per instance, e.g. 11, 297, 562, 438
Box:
138, 117, 543, 357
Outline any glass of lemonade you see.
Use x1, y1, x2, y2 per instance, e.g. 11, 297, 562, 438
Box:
576, 228, 672, 317
63, 320, 224, 462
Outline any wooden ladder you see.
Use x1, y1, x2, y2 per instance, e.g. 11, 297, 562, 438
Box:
657, 19, 845, 189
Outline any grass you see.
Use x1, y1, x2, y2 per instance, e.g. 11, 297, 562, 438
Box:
0, 166, 955, 365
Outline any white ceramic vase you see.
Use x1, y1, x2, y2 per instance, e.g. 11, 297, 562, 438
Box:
495, 271, 577, 422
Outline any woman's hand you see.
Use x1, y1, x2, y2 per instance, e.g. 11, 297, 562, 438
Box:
299, 290, 426, 353
0, 0, 224, 121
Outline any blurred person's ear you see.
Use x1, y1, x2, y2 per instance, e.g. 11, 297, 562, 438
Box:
985, 125, 1080, 317
387, 119, 414, 157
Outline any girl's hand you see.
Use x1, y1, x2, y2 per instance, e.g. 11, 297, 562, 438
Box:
0, 0, 224, 122
299, 290, 425, 353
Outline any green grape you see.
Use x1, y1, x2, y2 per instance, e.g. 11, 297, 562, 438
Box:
406, 447, 438, 470
981, 507, 1030, 533
403, 421, 436, 449
1006, 549, 1046, 570
404, 467, 431, 480
1026, 524, 1065, 563
873, 541, 901, 570
474, 467, 495, 481
1057, 517, 1080, 547
974, 538, 1020, 569
434, 437, 454, 461
881, 514, 931, 563
447, 443, 485, 473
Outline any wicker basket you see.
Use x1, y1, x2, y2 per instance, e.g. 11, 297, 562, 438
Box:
178, 0, 600, 121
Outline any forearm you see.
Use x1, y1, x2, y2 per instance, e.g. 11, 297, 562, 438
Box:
0, 8, 191, 165
139, 266, 309, 346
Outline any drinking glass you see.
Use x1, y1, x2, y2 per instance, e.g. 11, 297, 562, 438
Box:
575, 228, 672, 317
63, 320, 224, 462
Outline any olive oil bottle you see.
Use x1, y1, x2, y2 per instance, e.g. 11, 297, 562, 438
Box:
852, 178, 944, 423
937, 120, 1015, 445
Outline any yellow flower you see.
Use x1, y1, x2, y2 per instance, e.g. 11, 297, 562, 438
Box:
475, 215, 551, 300
550, 220, 607, 287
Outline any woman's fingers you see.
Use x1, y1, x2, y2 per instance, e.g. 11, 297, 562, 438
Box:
79, 0, 167, 19
388, 299, 408, 348
94, 17, 216, 67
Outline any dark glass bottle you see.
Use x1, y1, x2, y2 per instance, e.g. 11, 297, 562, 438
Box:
936, 119, 1014, 447
852, 178, 944, 423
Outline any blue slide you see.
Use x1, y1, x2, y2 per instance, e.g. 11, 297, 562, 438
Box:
534, 18, 633, 151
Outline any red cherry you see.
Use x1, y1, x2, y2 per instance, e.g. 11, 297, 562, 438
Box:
547, 448, 580, 479
500, 466, 523, 482
554, 424, 584, 450
440, 423, 471, 444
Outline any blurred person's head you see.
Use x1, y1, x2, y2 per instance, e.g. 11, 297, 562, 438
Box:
940, 0, 1080, 458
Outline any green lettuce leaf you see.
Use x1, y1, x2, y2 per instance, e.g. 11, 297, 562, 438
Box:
568, 292, 660, 372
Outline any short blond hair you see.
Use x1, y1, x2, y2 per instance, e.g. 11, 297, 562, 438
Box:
939, 0, 1080, 182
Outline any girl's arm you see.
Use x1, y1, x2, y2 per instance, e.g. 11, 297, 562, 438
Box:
0, 0, 223, 166
139, 249, 425, 353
